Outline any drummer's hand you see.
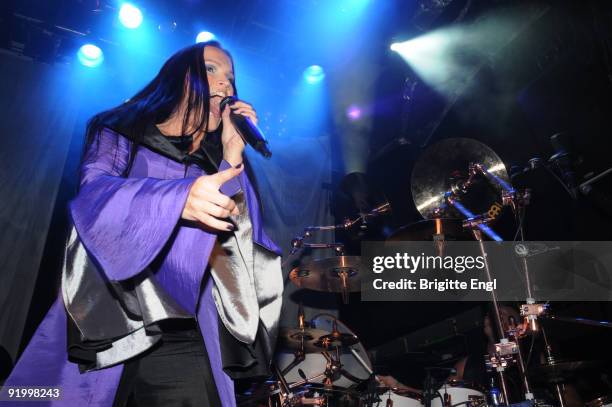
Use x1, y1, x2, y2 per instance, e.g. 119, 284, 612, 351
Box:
376, 375, 422, 394
376, 375, 400, 388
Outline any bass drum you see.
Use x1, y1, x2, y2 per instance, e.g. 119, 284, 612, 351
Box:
431, 380, 486, 407
276, 314, 372, 388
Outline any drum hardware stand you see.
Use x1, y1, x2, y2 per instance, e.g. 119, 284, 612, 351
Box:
451, 162, 548, 405
505, 190, 537, 403
507, 317, 537, 403
541, 326, 565, 407
321, 350, 342, 387
288, 203, 389, 304
281, 304, 309, 376
511, 186, 555, 403
319, 320, 365, 385
484, 337, 517, 406
270, 367, 327, 406
272, 364, 299, 407
443, 165, 517, 404
283, 317, 367, 391
290, 202, 391, 255
456, 215, 514, 404
289, 238, 349, 303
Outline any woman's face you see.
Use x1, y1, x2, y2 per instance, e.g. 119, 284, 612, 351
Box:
204, 46, 235, 131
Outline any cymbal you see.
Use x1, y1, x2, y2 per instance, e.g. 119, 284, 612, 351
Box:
277, 327, 331, 353
386, 218, 471, 241
289, 256, 361, 293
411, 138, 510, 220
528, 360, 604, 383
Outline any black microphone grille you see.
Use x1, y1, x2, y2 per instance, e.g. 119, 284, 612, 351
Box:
219, 96, 237, 110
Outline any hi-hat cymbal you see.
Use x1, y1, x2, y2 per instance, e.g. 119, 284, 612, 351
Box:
289, 256, 361, 293
277, 327, 331, 353
411, 138, 510, 220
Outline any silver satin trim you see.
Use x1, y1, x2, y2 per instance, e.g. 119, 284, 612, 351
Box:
210, 192, 283, 344
94, 327, 161, 370
62, 187, 283, 368
61, 226, 192, 370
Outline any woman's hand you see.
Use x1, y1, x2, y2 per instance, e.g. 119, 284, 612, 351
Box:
181, 164, 243, 231
221, 100, 257, 165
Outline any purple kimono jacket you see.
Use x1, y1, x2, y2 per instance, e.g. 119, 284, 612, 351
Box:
0, 126, 282, 406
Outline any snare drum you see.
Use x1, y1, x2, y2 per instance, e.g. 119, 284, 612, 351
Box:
431, 380, 486, 407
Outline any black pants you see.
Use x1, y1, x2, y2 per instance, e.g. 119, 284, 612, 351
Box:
113, 320, 222, 407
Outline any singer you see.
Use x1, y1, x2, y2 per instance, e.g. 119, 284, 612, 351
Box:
0, 42, 284, 407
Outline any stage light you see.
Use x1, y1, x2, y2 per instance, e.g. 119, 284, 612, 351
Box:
303, 65, 325, 84
346, 105, 362, 121
390, 42, 401, 52
390, 10, 526, 100
119, 3, 143, 29
196, 31, 215, 43
77, 44, 104, 68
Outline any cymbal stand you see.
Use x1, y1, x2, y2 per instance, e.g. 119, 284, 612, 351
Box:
507, 320, 534, 402
454, 163, 543, 403
318, 320, 364, 385
321, 350, 342, 387
316, 320, 366, 387
290, 202, 391, 255
454, 214, 518, 404
506, 187, 540, 402
272, 364, 298, 407
442, 180, 512, 403
281, 304, 308, 376
542, 325, 566, 407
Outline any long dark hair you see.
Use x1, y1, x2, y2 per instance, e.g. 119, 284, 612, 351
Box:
84, 41, 236, 176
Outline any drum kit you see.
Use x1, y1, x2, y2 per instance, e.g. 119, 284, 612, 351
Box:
264, 138, 612, 407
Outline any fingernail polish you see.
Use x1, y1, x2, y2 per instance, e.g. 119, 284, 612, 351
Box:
235, 162, 243, 169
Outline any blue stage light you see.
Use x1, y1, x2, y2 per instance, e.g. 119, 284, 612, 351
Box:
119, 3, 143, 29
196, 31, 216, 43
303, 65, 325, 84
77, 44, 104, 68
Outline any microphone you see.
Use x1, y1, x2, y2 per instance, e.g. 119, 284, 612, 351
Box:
219, 96, 272, 158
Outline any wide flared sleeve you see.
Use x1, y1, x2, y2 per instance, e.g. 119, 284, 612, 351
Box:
69, 127, 196, 282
